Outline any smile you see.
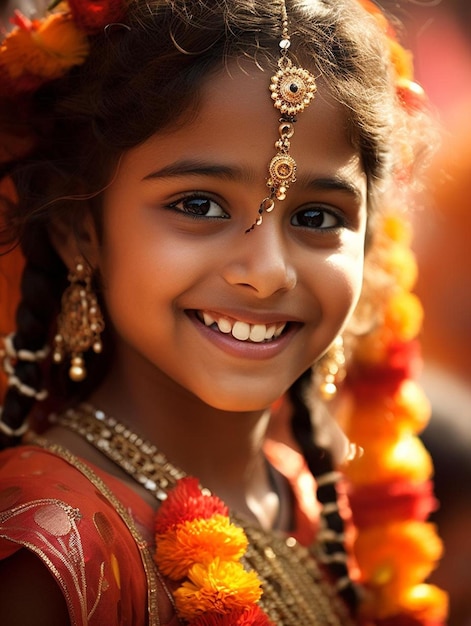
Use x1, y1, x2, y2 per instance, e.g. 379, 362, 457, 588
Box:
197, 311, 287, 343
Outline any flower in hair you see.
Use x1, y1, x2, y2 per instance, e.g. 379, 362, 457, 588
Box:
154, 477, 274, 625
0, 11, 89, 94
358, 0, 426, 110
0, 0, 128, 96
67, 0, 127, 34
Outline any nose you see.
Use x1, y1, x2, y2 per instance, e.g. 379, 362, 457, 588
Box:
221, 221, 297, 298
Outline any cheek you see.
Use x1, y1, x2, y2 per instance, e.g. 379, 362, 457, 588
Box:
316, 245, 365, 315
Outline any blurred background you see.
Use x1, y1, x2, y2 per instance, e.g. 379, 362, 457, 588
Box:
402, 2, 471, 625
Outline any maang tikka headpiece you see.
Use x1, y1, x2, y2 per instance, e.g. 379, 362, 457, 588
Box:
246, 0, 317, 233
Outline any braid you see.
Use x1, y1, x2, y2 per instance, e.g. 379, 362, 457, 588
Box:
289, 371, 358, 614
0, 226, 66, 449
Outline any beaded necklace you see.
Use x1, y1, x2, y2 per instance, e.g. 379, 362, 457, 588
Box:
51, 403, 355, 626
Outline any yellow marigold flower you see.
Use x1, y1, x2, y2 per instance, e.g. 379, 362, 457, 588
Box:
1, 13, 89, 80
355, 522, 443, 618
394, 379, 431, 435
382, 215, 413, 246
382, 245, 418, 291
400, 583, 449, 622
174, 559, 262, 620
156, 515, 248, 580
384, 291, 423, 342
389, 39, 414, 82
344, 435, 432, 485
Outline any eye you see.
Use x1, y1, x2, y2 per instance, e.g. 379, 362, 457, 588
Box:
168, 194, 229, 218
291, 206, 341, 230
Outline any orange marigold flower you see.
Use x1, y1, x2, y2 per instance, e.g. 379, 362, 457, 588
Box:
382, 245, 418, 292
0, 11, 89, 89
389, 39, 414, 82
156, 515, 248, 580
352, 327, 390, 365
382, 215, 413, 246
155, 477, 228, 533
344, 435, 433, 485
357, 0, 390, 33
355, 521, 443, 618
393, 380, 431, 435
346, 379, 431, 443
399, 583, 449, 622
189, 605, 274, 626
384, 291, 423, 343
174, 559, 263, 620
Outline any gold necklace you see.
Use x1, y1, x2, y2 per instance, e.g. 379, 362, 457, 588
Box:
52, 403, 355, 626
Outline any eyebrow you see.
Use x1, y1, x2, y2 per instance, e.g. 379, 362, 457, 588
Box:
143, 159, 364, 201
143, 160, 251, 182
299, 174, 364, 202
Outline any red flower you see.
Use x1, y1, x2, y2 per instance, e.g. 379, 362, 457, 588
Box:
347, 340, 422, 397
349, 480, 437, 528
189, 605, 274, 626
155, 477, 228, 534
67, 0, 127, 33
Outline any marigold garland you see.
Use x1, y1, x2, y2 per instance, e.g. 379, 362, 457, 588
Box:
342, 6, 448, 624
343, 210, 448, 625
154, 477, 275, 626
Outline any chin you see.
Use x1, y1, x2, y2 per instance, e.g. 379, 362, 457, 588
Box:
196, 387, 280, 414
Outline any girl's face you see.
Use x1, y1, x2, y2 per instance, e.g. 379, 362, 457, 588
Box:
94, 63, 368, 411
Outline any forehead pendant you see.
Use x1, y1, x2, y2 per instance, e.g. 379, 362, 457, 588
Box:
246, 2, 317, 232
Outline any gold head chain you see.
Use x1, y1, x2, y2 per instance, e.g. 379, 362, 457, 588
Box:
246, 0, 317, 232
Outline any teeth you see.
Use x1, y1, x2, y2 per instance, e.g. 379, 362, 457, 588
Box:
202, 312, 215, 327
200, 312, 286, 343
232, 321, 250, 341
217, 318, 232, 334
249, 324, 267, 343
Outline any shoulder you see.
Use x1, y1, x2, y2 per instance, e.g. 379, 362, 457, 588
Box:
0, 548, 69, 626
0, 443, 152, 625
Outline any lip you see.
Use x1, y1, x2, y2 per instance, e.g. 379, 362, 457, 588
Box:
186, 309, 302, 360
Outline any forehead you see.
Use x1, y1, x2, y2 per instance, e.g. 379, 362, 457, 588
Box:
126, 60, 364, 187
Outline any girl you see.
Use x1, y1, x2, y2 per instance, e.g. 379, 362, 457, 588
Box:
0, 1, 446, 625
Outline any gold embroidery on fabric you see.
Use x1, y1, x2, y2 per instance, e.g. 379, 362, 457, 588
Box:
238, 517, 352, 624
0, 498, 90, 626
31, 438, 161, 626
88, 562, 107, 621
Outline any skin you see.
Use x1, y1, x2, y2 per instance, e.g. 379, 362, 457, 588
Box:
51, 61, 368, 515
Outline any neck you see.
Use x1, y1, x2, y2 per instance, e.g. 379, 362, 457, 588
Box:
86, 353, 280, 524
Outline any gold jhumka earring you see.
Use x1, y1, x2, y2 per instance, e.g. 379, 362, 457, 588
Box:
246, 0, 317, 232
53, 259, 105, 382
315, 336, 346, 401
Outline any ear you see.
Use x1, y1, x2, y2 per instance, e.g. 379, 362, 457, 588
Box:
48, 211, 100, 271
